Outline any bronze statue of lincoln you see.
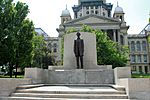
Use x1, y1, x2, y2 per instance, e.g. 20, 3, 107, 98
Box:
74, 32, 84, 69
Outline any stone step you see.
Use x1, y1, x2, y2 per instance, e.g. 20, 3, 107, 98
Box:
1, 97, 136, 100
16, 84, 126, 91
15, 89, 126, 94
9, 84, 128, 100
16, 84, 45, 89
11, 93, 128, 99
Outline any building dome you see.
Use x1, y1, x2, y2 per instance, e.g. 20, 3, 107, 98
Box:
114, 2, 124, 13
114, 6, 124, 13
61, 8, 70, 17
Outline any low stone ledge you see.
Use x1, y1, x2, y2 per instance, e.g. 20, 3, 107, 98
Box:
118, 78, 150, 100
0, 78, 32, 97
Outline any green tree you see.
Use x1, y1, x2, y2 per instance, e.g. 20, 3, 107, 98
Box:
32, 35, 45, 68
32, 35, 54, 69
0, 0, 35, 77
81, 25, 128, 68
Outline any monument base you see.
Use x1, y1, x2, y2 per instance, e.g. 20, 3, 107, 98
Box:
48, 69, 114, 84
25, 67, 114, 84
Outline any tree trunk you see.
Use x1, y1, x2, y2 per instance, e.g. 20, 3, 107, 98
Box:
9, 63, 13, 78
15, 64, 17, 78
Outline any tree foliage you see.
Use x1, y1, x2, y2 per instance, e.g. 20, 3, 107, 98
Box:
67, 25, 129, 68
32, 35, 54, 69
0, 0, 35, 77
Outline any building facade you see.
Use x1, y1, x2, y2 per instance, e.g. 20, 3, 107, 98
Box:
57, 0, 129, 45
128, 23, 150, 74
35, 28, 61, 65
56, 0, 129, 65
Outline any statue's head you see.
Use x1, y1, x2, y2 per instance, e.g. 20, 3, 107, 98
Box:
76, 32, 81, 38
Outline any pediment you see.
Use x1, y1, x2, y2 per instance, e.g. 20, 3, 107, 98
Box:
65, 15, 120, 25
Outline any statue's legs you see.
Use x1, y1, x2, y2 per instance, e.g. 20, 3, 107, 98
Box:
76, 56, 79, 69
80, 56, 83, 69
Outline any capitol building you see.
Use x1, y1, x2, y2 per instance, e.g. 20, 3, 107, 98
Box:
40, 0, 150, 74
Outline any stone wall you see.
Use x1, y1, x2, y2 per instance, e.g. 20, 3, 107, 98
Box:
114, 67, 150, 100
0, 78, 32, 97
118, 78, 150, 100
48, 69, 114, 84
25, 68, 48, 84
25, 68, 114, 84
114, 67, 131, 84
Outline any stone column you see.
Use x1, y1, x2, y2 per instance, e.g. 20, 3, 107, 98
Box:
82, 6, 84, 17
118, 30, 121, 44
58, 37, 62, 64
124, 34, 128, 45
100, 6, 102, 16
113, 30, 116, 42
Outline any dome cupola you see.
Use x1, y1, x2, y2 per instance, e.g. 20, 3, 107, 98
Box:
61, 7, 70, 17
60, 5, 72, 24
114, 2, 124, 13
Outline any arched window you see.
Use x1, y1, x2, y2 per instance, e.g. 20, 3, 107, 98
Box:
86, 11, 89, 14
91, 10, 94, 14
131, 41, 135, 52
142, 41, 147, 51
79, 13, 82, 17
53, 43, 57, 48
136, 41, 141, 51
120, 16, 123, 21
53, 43, 57, 53
103, 12, 105, 16
48, 43, 52, 51
95, 11, 98, 14
62, 18, 65, 23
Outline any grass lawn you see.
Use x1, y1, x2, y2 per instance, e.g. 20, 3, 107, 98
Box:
0, 75, 24, 78
132, 74, 150, 78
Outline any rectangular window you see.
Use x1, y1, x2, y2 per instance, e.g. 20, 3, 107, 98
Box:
136, 41, 141, 51
139, 66, 142, 73
91, 6, 93, 9
95, 6, 98, 9
131, 41, 135, 52
86, 6, 89, 10
131, 66, 136, 71
131, 55, 136, 63
145, 66, 148, 74
137, 55, 142, 63
142, 41, 147, 51
53, 48, 57, 53
143, 55, 148, 63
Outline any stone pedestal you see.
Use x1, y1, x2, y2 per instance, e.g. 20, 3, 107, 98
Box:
48, 69, 114, 84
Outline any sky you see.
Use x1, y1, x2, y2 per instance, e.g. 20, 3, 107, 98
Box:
15, 0, 150, 37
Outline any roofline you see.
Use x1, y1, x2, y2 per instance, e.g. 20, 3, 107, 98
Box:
64, 14, 120, 25
35, 28, 50, 37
